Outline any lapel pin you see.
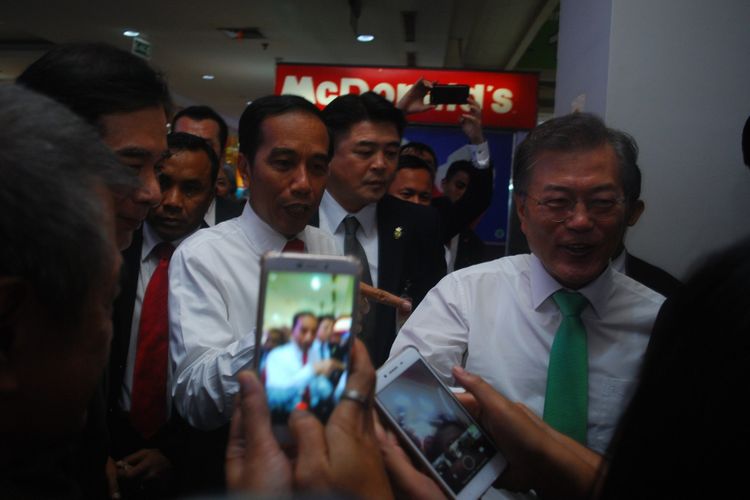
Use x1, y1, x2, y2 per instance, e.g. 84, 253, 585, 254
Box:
393, 226, 403, 239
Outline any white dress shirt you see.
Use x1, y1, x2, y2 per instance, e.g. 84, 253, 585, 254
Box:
390, 254, 665, 457
263, 340, 345, 411
318, 191, 379, 287
203, 198, 217, 227
120, 222, 193, 411
168, 203, 339, 429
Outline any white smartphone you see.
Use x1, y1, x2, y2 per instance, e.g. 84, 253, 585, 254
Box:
254, 252, 360, 438
375, 347, 506, 500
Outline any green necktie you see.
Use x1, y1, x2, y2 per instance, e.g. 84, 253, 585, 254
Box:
543, 290, 589, 444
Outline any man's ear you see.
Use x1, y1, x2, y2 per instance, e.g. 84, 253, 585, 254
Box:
237, 153, 252, 187
627, 200, 645, 226
0, 277, 29, 393
513, 193, 529, 236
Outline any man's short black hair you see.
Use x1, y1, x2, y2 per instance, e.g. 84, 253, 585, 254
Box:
397, 154, 435, 182
166, 132, 220, 184
292, 311, 317, 330
171, 105, 229, 152
17, 42, 172, 131
322, 91, 406, 149
400, 141, 438, 169
238, 95, 328, 162
512, 112, 642, 202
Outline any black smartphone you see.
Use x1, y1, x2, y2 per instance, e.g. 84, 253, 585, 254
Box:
429, 84, 470, 105
375, 348, 506, 499
254, 252, 360, 440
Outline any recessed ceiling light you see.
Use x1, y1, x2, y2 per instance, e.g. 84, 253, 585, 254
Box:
202, 74, 215, 80
357, 34, 375, 42
123, 30, 140, 37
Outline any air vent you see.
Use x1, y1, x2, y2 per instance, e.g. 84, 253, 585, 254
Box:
217, 27, 266, 40
402, 11, 416, 42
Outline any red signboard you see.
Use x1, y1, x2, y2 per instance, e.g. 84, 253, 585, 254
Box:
275, 63, 538, 130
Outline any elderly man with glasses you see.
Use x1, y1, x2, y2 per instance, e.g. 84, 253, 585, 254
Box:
388, 113, 666, 500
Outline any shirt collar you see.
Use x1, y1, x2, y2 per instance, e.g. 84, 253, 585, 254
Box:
141, 221, 195, 262
529, 253, 613, 318
319, 190, 377, 237
203, 197, 217, 227
239, 201, 306, 252
611, 249, 626, 273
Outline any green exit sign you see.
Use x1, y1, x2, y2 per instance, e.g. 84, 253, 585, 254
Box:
132, 37, 151, 60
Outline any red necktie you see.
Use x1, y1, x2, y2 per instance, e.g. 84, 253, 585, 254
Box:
282, 238, 305, 252
296, 348, 311, 410
130, 242, 175, 439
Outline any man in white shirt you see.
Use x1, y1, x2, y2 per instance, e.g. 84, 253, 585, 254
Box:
263, 312, 344, 418
390, 113, 666, 498
169, 95, 337, 430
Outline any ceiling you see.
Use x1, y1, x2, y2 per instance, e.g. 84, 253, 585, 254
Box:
0, 0, 558, 129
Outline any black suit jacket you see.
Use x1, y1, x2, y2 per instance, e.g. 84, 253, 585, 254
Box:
214, 196, 244, 224
625, 252, 682, 298
453, 228, 488, 271
313, 195, 446, 367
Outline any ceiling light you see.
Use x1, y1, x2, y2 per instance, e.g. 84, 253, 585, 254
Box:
202, 74, 215, 80
357, 34, 375, 42
123, 30, 140, 37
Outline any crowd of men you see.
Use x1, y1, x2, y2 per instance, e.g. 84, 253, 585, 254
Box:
5, 41, 745, 500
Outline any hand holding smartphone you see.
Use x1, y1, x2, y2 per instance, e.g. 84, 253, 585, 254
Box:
254, 252, 360, 438
375, 348, 506, 499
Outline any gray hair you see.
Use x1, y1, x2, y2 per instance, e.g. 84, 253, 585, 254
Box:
0, 84, 137, 324
513, 112, 642, 202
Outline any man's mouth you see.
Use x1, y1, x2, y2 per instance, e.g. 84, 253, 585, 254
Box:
154, 217, 184, 227
560, 243, 596, 257
284, 203, 311, 217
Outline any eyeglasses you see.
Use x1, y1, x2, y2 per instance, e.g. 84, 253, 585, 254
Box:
520, 192, 626, 223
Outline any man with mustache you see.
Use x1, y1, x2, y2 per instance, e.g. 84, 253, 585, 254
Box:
390, 113, 666, 500
317, 92, 446, 367
168, 95, 338, 430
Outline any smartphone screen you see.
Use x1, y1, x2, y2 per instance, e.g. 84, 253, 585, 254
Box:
377, 357, 498, 496
257, 261, 357, 425
429, 84, 470, 105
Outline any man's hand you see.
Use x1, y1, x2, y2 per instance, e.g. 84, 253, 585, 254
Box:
105, 456, 120, 499
374, 414, 447, 500
460, 96, 485, 145
291, 340, 394, 499
226, 340, 394, 499
360, 283, 412, 314
396, 78, 435, 115
452, 366, 602, 498
314, 358, 346, 376
226, 370, 293, 493
116, 449, 172, 482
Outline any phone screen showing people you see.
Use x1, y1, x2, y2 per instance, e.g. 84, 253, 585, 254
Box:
377, 358, 498, 494
258, 269, 356, 424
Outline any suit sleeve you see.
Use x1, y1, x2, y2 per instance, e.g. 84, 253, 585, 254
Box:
434, 165, 493, 243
